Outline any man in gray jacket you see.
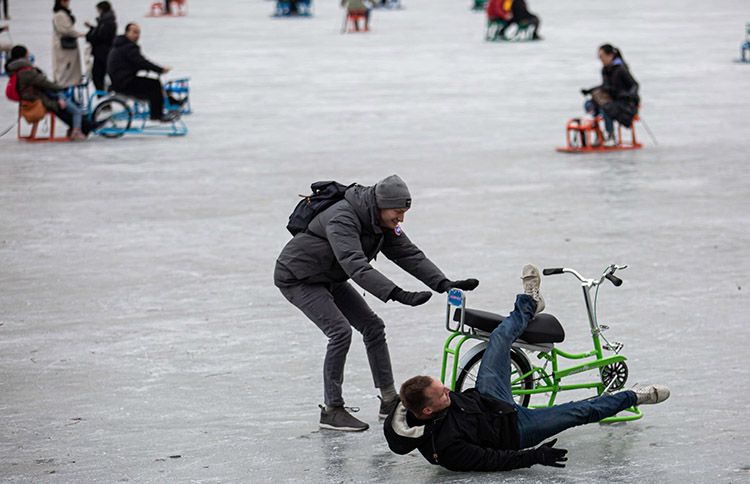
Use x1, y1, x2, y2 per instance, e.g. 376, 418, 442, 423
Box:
274, 175, 479, 431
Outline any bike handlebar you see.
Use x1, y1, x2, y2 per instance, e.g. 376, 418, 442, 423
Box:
542, 265, 627, 287
542, 268, 564, 275
605, 273, 623, 287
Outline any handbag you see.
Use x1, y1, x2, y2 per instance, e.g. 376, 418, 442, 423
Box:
590, 87, 613, 107
60, 35, 78, 49
20, 99, 47, 123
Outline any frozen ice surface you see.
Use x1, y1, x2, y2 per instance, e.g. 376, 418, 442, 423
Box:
1, 0, 750, 482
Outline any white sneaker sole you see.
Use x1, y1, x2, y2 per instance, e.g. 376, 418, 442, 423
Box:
319, 423, 369, 432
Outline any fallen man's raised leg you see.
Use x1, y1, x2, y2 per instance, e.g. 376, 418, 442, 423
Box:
476, 265, 670, 449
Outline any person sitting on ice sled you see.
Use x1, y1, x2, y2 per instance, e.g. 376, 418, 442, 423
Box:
486, 0, 542, 40
581, 44, 640, 147
384, 265, 670, 472
341, 0, 371, 31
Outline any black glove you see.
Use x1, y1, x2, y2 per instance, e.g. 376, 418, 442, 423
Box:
438, 279, 480, 293
534, 439, 568, 468
580, 88, 591, 96
389, 288, 432, 307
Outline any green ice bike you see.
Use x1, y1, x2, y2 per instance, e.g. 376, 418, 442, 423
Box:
440, 264, 642, 423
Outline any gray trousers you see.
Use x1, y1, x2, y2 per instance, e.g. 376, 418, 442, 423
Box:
276, 268, 394, 407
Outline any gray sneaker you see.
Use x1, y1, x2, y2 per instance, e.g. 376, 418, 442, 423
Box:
319, 405, 369, 432
632, 384, 671, 405
521, 264, 545, 314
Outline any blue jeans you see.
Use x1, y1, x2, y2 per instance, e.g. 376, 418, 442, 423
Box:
48, 91, 83, 130
61, 100, 83, 130
584, 99, 614, 136
475, 294, 637, 449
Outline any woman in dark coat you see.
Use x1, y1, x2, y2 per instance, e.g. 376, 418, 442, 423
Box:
582, 44, 640, 146
84, 1, 116, 91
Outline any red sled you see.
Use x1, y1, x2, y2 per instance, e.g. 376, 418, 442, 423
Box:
556, 114, 643, 153
146, 0, 187, 17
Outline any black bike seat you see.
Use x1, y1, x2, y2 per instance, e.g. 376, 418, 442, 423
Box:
453, 308, 565, 344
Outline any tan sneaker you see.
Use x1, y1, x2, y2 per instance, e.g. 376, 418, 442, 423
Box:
632, 384, 670, 405
522, 264, 545, 314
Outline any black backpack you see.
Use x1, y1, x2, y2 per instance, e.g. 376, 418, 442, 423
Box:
286, 181, 355, 236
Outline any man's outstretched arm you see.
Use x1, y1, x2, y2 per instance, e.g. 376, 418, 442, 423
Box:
439, 439, 567, 472
380, 230, 449, 291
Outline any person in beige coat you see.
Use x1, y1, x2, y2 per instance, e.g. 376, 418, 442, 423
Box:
52, 0, 84, 87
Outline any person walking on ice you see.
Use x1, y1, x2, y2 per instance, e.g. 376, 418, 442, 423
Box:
274, 175, 479, 431
385, 265, 670, 471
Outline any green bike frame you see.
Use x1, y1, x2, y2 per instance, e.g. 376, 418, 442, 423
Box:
440, 267, 642, 424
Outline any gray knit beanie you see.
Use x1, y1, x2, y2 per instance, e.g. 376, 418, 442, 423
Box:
375, 175, 412, 209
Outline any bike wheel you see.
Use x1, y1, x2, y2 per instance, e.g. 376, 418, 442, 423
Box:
92, 98, 132, 138
455, 347, 534, 407
601, 361, 628, 391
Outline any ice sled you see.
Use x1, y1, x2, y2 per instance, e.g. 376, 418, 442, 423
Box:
89, 85, 188, 138
146, 0, 188, 17
273, 0, 313, 17
556, 115, 642, 153
343, 12, 369, 33
486, 19, 537, 42
16, 108, 71, 142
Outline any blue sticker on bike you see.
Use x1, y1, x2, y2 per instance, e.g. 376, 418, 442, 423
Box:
448, 289, 464, 307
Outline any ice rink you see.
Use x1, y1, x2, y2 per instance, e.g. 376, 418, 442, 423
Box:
2, 0, 749, 482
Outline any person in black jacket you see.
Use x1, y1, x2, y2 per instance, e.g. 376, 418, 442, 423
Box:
274, 175, 479, 432
84, 1, 116, 91
511, 0, 541, 40
107, 22, 175, 122
385, 265, 671, 472
581, 44, 640, 147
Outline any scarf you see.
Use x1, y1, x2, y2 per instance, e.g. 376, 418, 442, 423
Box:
53, 5, 76, 24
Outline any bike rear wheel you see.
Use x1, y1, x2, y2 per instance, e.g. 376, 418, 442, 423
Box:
455, 347, 534, 407
93, 97, 132, 138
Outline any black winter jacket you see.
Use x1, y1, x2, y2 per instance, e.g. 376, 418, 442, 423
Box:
384, 391, 542, 472
511, 0, 532, 20
600, 61, 639, 105
86, 11, 117, 62
588, 60, 640, 127
107, 35, 164, 89
274, 184, 448, 301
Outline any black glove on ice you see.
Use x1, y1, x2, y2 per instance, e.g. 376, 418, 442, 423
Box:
438, 278, 479, 293
534, 439, 568, 468
389, 288, 432, 307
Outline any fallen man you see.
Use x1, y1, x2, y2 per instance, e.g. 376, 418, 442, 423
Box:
384, 265, 670, 471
